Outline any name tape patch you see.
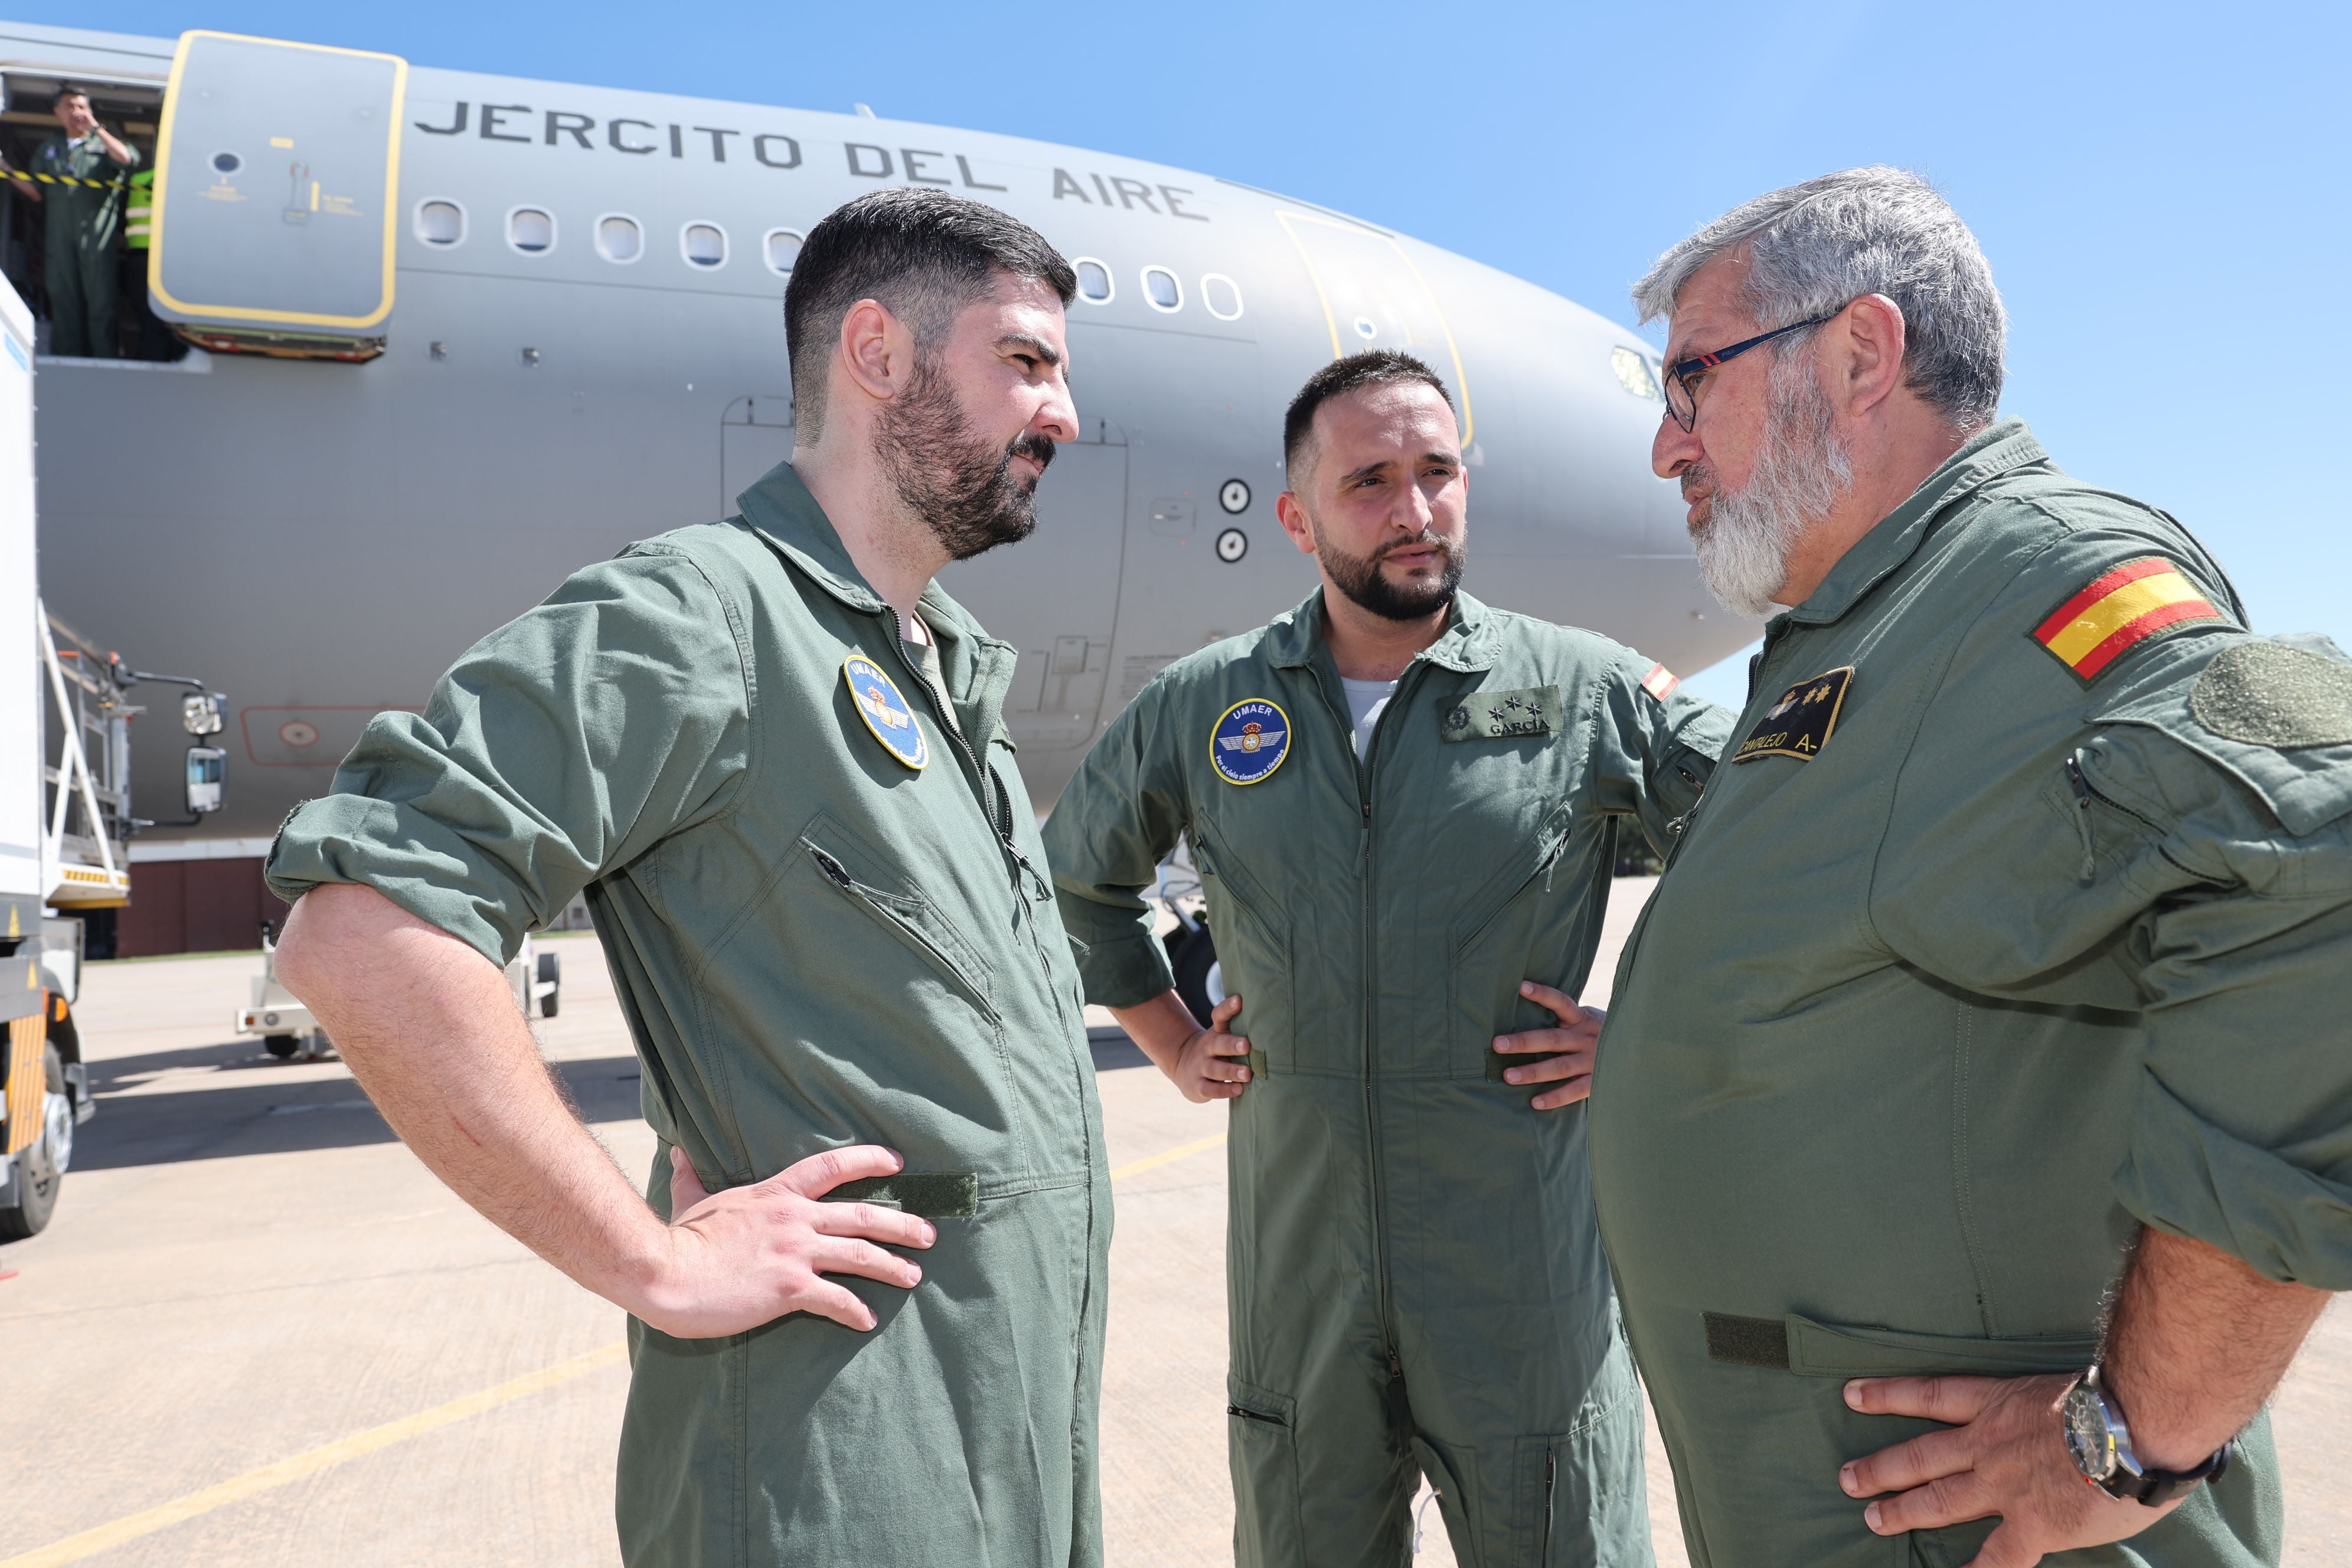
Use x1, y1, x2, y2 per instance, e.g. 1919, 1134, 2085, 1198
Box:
1439, 684, 1562, 743
1733, 667, 1854, 763
842, 654, 927, 770
1211, 698, 1291, 785
2032, 557, 2224, 683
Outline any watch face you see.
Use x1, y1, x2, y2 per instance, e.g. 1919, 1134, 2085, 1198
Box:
2063, 1383, 2116, 1482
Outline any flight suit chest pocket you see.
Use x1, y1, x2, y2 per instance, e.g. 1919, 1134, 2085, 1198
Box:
1446, 801, 1580, 1080
802, 832, 999, 1019
1191, 827, 1298, 1075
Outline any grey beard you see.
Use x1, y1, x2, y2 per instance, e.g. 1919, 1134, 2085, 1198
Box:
1693, 353, 1853, 618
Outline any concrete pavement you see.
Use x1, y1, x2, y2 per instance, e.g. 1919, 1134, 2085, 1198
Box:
2, 880, 2347, 1565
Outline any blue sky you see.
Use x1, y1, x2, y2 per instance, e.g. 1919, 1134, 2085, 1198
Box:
74, 1, 2346, 710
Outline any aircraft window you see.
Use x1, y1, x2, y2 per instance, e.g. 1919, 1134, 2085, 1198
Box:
1200, 273, 1244, 321
507, 206, 556, 254
596, 214, 643, 264
763, 228, 805, 275
1072, 258, 1113, 304
1611, 345, 1662, 401
414, 200, 466, 248
681, 223, 729, 269
1141, 266, 1182, 313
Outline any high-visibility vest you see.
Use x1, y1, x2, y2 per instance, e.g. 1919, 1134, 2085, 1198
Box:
125, 168, 153, 249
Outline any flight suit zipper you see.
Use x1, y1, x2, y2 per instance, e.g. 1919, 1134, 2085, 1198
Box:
1307, 654, 1429, 1380
1542, 1447, 1557, 1564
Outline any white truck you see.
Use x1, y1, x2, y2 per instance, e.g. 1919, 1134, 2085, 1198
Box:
236, 929, 560, 1059
2, 272, 227, 1239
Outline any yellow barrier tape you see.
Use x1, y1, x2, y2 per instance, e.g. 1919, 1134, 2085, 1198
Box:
0, 171, 125, 190
2, 1125, 1231, 1564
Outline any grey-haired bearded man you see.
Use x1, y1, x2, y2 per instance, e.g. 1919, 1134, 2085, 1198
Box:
1591, 166, 2352, 1567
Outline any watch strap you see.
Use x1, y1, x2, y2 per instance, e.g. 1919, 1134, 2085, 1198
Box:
2105, 1436, 2232, 1507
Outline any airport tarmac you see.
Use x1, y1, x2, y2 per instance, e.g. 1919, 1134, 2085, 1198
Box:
4, 877, 2350, 1567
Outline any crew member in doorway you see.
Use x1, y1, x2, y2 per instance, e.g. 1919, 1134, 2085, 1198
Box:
1046, 350, 1732, 1566
24, 86, 139, 357
267, 190, 1110, 1568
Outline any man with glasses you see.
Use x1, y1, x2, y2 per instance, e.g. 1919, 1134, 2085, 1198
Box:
1593, 165, 2352, 1566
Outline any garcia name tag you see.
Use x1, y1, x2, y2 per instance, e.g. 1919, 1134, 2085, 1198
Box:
1439, 685, 1561, 743
1733, 667, 1853, 763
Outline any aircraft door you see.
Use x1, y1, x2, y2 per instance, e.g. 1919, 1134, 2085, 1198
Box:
148, 32, 406, 351
935, 438, 1127, 763
1276, 211, 1475, 443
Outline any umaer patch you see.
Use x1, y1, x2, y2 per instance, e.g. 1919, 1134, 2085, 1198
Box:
1733, 667, 1853, 763
842, 654, 928, 770
1211, 698, 1291, 785
2189, 639, 2352, 749
2033, 557, 2224, 683
1439, 685, 1561, 743
1641, 664, 1680, 702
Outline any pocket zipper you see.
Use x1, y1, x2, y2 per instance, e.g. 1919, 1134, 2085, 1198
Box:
1227, 1403, 1288, 1427
808, 844, 999, 1019
2064, 756, 2099, 883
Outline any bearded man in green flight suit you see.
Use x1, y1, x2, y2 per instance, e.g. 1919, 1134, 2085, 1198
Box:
1046, 350, 1732, 1566
1594, 165, 2352, 1568
24, 86, 139, 357
269, 190, 1113, 1567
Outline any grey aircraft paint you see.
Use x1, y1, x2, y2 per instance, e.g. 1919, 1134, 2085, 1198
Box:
5, 19, 1758, 844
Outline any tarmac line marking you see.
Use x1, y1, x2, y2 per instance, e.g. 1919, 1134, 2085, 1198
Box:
8, 1131, 1229, 1566
0, 1341, 628, 1568
1107, 1129, 1227, 1182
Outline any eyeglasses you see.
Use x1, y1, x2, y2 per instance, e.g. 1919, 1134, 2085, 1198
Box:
1661, 313, 1836, 432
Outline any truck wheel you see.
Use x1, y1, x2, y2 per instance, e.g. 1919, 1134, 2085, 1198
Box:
0, 1045, 72, 1241
536, 951, 560, 1018
1165, 925, 1219, 1028
263, 1034, 300, 1059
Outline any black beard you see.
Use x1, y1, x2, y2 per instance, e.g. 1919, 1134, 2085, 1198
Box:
873, 359, 1055, 561
1315, 522, 1465, 622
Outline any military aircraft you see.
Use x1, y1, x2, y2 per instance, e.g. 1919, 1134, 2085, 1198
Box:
4, 20, 1756, 851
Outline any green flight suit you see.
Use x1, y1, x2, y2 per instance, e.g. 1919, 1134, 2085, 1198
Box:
266, 463, 1113, 1568
1592, 420, 2352, 1567
1045, 590, 1732, 1567
34, 130, 134, 358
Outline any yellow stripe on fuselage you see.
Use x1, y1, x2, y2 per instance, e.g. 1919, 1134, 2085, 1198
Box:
2042, 570, 2203, 668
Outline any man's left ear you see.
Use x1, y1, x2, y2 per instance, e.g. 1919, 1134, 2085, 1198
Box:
1841, 293, 1909, 413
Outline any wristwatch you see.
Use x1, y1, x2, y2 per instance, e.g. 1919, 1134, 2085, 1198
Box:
2061, 1364, 2233, 1505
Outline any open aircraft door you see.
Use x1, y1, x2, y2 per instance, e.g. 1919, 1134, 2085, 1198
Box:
148, 31, 406, 361
1276, 211, 1475, 444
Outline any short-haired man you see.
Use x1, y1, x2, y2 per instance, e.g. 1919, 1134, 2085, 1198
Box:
22, 86, 139, 357
1594, 166, 2352, 1566
1046, 350, 1730, 1566
270, 190, 1110, 1567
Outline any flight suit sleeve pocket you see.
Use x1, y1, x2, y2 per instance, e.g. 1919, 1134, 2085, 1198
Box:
1226, 1376, 1304, 1566
1779, 1314, 2095, 1378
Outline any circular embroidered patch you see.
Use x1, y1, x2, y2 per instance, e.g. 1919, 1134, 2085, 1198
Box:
842, 654, 928, 770
1210, 698, 1291, 786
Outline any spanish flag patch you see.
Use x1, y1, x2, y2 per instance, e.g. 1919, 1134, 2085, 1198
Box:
1641, 663, 1680, 701
2031, 557, 2224, 682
